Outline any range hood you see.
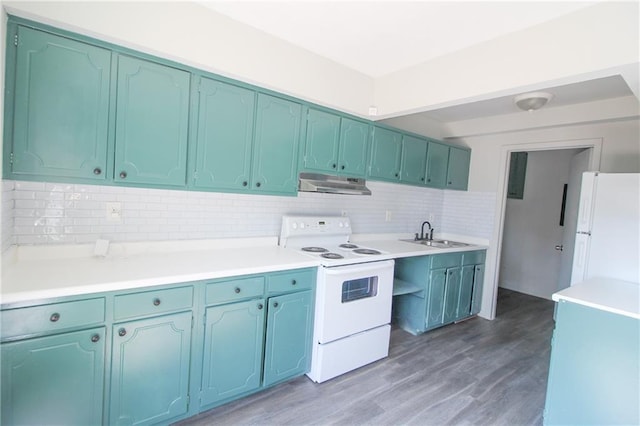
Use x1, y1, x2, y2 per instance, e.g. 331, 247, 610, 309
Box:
298, 172, 372, 196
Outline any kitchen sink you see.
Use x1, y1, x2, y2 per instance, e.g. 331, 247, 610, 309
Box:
400, 238, 471, 248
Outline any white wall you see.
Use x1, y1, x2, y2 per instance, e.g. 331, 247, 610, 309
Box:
499, 150, 580, 300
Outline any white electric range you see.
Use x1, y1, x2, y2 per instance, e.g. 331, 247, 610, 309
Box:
279, 215, 395, 383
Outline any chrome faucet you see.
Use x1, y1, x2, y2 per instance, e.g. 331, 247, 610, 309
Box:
420, 221, 434, 241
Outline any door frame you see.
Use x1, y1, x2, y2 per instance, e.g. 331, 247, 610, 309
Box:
486, 138, 602, 320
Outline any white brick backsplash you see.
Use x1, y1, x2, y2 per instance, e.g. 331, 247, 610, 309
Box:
1, 179, 497, 247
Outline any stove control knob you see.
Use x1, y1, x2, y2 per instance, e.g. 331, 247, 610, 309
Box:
345, 222, 350, 227
292, 222, 297, 229
338, 222, 343, 227
300, 223, 305, 229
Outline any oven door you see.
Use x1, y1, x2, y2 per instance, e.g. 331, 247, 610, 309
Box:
315, 259, 394, 344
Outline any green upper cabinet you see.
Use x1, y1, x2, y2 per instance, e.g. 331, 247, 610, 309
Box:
8, 26, 111, 180
446, 147, 471, 190
425, 141, 449, 188
302, 109, 370, 178
191, 77, 255, 191
303, 108, 341, 173
400, 135, 428, 185
114, 55, 190, 187
251, 94, 302, 195
507, 151, 528, 199
368, 126, 402, 182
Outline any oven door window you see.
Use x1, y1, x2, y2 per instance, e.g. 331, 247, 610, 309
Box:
342, 276, 378, 303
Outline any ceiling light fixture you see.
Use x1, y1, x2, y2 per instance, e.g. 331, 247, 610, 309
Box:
514, 92, 554, 112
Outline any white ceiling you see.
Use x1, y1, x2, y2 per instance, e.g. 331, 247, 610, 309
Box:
201, 1, 596, 78
199, 1, 634, 123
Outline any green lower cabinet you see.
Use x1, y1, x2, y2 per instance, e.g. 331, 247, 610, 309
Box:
470, 264, 484, 315
457, 265, 475, 319
426, 268, 447, 329
110, 312, 192, 426
200, 299, 266, 407
442, 267, 462, 324
263, 290, 313, 387
1, 327, 106, 425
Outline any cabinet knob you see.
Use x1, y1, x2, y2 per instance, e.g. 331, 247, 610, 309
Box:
119, 171, 127, 179
395, 173, 399, 177
427, 178, 431, 182
242, 181, 248, 187
420, 177, 424, 181
256, 182, 261, 188
332, 164, 337, 169
341, 165, 345, 170
291, 279, 297, 285
153, 298, 161, 306
93, 167, 102, 175
234, 287, 241, 294
91, 334, 100, 343
257, 303, 263, 310
273, 302, 279, 308
448, 181, 452, 185
49, 313, 60, 322
118, 328, 127, 337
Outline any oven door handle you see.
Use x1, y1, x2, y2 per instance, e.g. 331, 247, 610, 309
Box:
321, 259, 394, 275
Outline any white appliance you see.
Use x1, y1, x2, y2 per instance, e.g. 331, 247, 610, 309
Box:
279, 215, 394, 383
570, 172, 640, 285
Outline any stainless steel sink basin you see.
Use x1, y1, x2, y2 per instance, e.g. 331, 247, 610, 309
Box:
400, 238, 471, 248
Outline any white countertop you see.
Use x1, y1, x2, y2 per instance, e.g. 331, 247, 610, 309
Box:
552, 277, 640, 320
1, 235, 488, 307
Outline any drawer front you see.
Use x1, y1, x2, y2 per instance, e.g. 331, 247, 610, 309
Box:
463, 250, 486, 265
267, 268, 314, 294
206, 276, 265, 306
430, 253, 462, 270
1, 298, 105, 339
114, 286, 193, 321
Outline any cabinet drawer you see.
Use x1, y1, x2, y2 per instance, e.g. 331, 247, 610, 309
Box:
114, 286, 193, 321
206, 276, 265, 305
267, 269, 314, 294
463, 250, 485, 265
1, 298, 105, 339
430, 253, 462, 270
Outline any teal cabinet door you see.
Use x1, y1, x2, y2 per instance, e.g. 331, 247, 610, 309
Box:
251, 94, 302, 194
470, 264, 484, 315
1, 327, 105, 425
303, 108, 341, 173
338, 118, 370, 177
10, 26, 111, 180
457, 265, 475, 319
263, 291, 313, 387
400, 135, 428, 185
425, 142, 449, 188
114, 55, 190, 187
442, 267, 462, 324
426, 269, 447, 329
110, 312, 192, 425
200, 299, 265, 407
369, 127, 402, 181
192, 77, 255, 191
446, 147, 471, 190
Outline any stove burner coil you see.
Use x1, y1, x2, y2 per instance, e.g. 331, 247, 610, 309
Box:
302, 247, 328, 253
353, 248, 381, 255
339, 243, 358, 249
321, 252, 344, 259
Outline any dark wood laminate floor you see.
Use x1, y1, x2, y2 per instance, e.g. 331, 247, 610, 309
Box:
177, 288, 555, 426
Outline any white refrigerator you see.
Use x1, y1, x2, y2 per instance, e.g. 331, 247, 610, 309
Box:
570, 172, 640, 285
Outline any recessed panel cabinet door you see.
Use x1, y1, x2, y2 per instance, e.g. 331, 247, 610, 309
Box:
458, 265, 475, 319
425, 142, 449, 188
192, 77, 255, 191
426, 269, 446, 329
470, 264, 485, 315
446, 147, 471, 190
114, 55, 190, 187
442, 267, 462, 324
251, 94, 302, 194
339, 118, 370, 177
400, 135, 428, 184
303, 108, 341, 173
1, 327, 105, 425
369, 127, 402, 181
11, 26, 111, 180
110, 312, 192, 425
200, 299, 265, 407
263, 291, 313, 387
